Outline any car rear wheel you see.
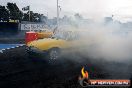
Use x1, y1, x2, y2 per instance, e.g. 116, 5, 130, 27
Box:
47, 48, 60, 62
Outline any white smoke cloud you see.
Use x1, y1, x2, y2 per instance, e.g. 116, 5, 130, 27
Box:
58, 19, 132, 62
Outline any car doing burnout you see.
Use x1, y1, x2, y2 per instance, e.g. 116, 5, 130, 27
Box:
26, 30, 90, 62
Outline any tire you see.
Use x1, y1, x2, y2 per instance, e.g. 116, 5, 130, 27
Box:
47, 48, 60, 63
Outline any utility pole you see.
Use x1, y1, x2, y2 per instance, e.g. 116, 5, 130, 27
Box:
29, 6, 30, 22
28, 6, 31, 31
57, 0, 59, 29
53, 0, 61, 34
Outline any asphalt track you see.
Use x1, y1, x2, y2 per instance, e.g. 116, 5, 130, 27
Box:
0, 46, 131, 88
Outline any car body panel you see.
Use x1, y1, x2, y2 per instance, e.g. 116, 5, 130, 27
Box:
27, 38, 69, 51
27, 37, 90, 52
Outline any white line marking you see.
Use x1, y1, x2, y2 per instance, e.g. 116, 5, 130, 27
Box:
11, 47, 15, 49
0, 50, 3, 53
0, 44, 25, 52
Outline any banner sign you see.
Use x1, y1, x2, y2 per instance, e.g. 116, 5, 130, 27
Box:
21, 24, 46, 30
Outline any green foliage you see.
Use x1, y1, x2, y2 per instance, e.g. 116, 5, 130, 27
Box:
22, 11, 47, 23
0, 2, 47, 23
0, 5, 9, 22
7, 3, 23, 22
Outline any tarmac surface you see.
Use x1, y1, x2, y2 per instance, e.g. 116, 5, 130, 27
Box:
0, 46, 132, 88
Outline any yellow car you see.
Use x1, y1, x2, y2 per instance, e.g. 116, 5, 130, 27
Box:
26, 30, 89, 61
37, 31, 53, 39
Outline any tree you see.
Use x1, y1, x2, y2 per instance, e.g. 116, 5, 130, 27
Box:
22, 11, 47, 22
22, 13, 29, 21
0, 5, 9, 22
7, 3, 23, 22
22, 11, 38, 22
0, 3, 47, 23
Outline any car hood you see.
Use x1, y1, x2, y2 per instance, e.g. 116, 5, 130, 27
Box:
27, 38, 63, 47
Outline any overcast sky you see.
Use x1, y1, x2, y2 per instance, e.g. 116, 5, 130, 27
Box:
1, 0, 132, 22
